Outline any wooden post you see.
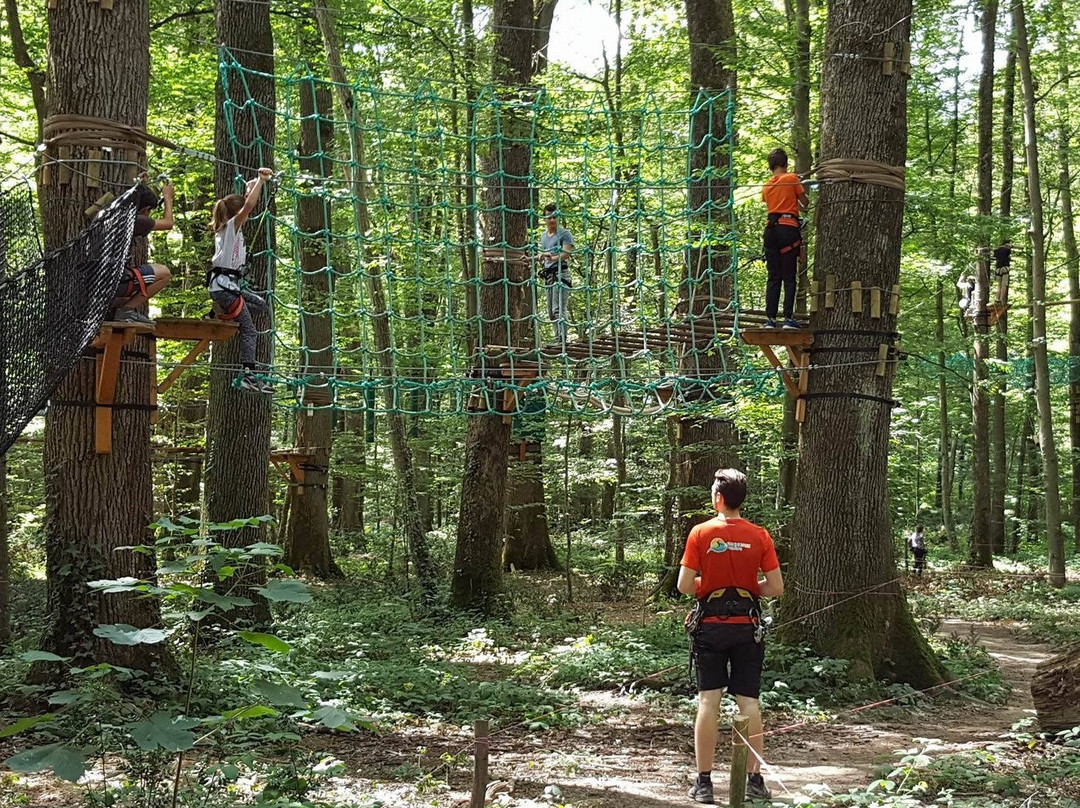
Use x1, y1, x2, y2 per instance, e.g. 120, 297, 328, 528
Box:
851, 280, 863, 314
875, 343, 890, 377
809, 280, 819, 313
57, 145, 72, 185
87, 149, 101, 189
870, 286, 882, 319
825, 274, 836, 308
889, 283, 901, 315
470, 719, 490, 808
729, 714, 750, 808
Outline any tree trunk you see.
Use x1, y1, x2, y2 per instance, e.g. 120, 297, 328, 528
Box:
783, 0, 942, 687
1014, 0, 1066, 587
676, 0, 739, 545
612, 413, 627, 565
207, 0, 275, 626
998, 24, 1017, 550
39, 0, 167, 671
1031, 645, 1080, 733
0, 457, 9, 647
970, 0, 997, 568
333, 409, 365, 539
314, 0, 434, 594
777, 0, 812, 513
937, 281, 957, 549
284, 75, 341, 580
450, 0, 534, 613
503, 449, 559, 570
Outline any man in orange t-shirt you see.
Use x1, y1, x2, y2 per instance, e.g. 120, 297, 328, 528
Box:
678, 469, 784, 804
761, 148, 809, 329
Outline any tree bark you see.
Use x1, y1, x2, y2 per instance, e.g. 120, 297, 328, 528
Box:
783, 0, 943, 687
451, 0, 535, 613
998, 22, 1017, 550
284, 74, 341, 579
333, 410, 365, 538
1031, 644, 1080, 733
970, 0, 997, 568
314, 0, 435, 594
1014, 0, 1066, 587
936, 280, 957, 549
39, 0, 167, 672
503, 448, 559, 570
676, 0, 739, 546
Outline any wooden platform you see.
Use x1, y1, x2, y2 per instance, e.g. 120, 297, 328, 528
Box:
739, 327, 813, 423
152, 317, 239, 398
270, 447, 320, 494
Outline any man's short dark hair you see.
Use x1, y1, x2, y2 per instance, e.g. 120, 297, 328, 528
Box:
135, 184, 159, 212
767, 149, 789, 171
543, 203, 558, 216
711, 468, 747, 509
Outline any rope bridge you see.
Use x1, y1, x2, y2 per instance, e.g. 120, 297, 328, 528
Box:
0, 184, 137, 456
219, 53, 786, 417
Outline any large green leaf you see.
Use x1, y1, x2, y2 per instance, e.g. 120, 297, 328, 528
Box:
0, 714, 56, 739
5, 743, 88, 782
19, 650, 69, 663
196, 589, 255, 611
128, 712, 199, 753
239, 632, 291, 654
255, 579, 313, 603
311, 706, 356, 731
222, 705, 278, 721
251, 679, 307, 708
93, 624, 168, 646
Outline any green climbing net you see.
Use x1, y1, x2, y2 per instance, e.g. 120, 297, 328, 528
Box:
220, 52, 783, 417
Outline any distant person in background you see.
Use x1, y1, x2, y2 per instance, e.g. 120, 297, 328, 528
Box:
761, 148, 808, 329
908, 524, 927, 576
537, 203, 574, 349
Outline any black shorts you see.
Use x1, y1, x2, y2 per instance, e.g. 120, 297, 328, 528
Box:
694, 623, 764, 698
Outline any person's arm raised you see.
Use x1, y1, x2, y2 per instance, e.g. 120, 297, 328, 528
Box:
152, 182, 175, 231
233, 167, 274, 230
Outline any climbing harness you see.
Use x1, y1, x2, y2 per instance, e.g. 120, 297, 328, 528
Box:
685, 586, 767, 686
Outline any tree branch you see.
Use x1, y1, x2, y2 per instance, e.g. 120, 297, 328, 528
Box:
150, 6, 213, 32
1, 0, 45, 139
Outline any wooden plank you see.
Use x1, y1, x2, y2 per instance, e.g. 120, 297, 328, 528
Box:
875, 343, 890, 377
157, 338, 210, 394
882, 41, 896, 76
825, 274, 836, 308
870, 287, 882, 319
94, 329, 124, 455
889, 283, 901, 315
809, 280, 819, 313
851, 280, 863, 314
154, 317, 239, 342
740, 328, 814, 348
796, 351, 809, 424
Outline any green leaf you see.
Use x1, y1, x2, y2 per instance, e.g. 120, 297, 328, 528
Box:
87, 577, 143, 593
93, 624, 168, 646
0, 714, 56, 739
239, 632, 291, 654
128, 712, 199, 753
255, 579, 313, 604
47, 691, 84, 706
186, 609, 215, 622
5, 743, 89, 782
311, 706, 355, 731
243, 540, 283, 555
251, 680, 307, 708
222, 705, 278, 721
19, 651, 69, 663
196, 589, 254, 611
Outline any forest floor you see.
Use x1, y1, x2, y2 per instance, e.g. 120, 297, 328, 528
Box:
303, 618, 1054, 808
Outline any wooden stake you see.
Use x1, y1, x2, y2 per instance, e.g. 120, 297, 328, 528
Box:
825, 274, 836, 308
882, 42, 896, 76
470, 720, 490, 808
870, 287, 882, 319
851, 280, 863, 314
57, 145, 72, 185
796, 352, 809, 424
889, 283, 901, 315
87, 149, 101, 189
876, 343, 890, 377
900, 43, 912, 76
809, 280, 820, 313
729, 714, 750, 808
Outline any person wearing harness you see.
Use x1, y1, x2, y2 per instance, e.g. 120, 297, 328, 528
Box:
537, 203, 574, 349
908, 524, 927, 576
678, 469, 784, 804
208, 167, 274, 394
112, 181, 174, 325
761, 148, 808, 329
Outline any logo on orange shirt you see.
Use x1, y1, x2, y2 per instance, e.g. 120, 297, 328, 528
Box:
708, 539, 751, 553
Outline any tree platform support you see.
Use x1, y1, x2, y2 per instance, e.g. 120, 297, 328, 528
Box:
269, 447, 321, 495
92, 317, 239, 454
739, 328, 814, 423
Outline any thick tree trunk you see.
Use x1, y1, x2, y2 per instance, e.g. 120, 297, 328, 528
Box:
936, 281, 957, 549
208, 0, 275, 626
284, 76, 341, 579
676, 0, 738, 544
783, 0, 942, 687
451, 0, 534, 613
612, 413, 627, 565
998, 25, 1017, 550
1014, 0, 1066, 587
503, 449, 559, 571
1031, 645, 1080, 733
970, 0, 997, 567
333, 410, 365, 538
39, 0, 167, 671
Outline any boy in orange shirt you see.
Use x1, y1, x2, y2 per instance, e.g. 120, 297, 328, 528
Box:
761, 148, 809, 329
678, 469, 784, 803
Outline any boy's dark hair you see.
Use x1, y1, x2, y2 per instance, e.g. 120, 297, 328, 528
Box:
711, 468, 747, 509
767, 148, 789, 171
543, 203, 558, 216
135, 184, 159, 212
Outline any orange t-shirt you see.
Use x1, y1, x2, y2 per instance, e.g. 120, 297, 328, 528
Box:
680, 516, 780, 623
761, 173, 804, 226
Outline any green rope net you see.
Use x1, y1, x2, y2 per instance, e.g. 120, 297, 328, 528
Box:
220, 52, 780, 417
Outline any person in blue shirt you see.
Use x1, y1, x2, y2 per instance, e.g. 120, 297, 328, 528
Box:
537, 204, 574, 348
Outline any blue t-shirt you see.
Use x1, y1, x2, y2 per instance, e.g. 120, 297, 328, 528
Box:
541, 227, 573, 276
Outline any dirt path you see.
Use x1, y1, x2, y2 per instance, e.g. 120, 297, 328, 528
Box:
389, 620, 1054, 808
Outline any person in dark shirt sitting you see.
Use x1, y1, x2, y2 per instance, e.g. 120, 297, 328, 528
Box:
112, 180, 174, 325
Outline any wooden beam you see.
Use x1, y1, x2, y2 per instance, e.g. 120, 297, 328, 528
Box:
759, 344, 800, 398
154, 317, 239, 342
157, 338, 210, 394
825, 274, 836, 308
851, 280, 863, 314
876, 343, 890, 377
870, 287, 882, 319
94, 328, 125, 454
